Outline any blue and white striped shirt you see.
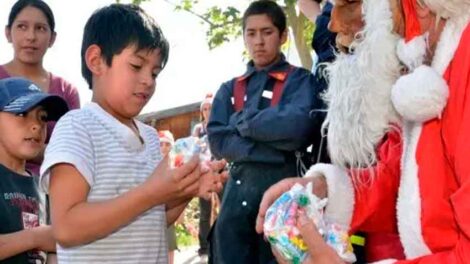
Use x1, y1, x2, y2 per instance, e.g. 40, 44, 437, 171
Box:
40, 103, 167, 264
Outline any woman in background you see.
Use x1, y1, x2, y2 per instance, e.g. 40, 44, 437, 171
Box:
0, 0, 80, 176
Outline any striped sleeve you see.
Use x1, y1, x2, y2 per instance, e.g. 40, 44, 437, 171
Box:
40, 111, 95, 193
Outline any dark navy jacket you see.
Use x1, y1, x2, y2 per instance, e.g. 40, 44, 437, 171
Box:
312, 1, 337, 64
207, 54, 323, 164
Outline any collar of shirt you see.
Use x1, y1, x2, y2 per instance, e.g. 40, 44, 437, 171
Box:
242, 53, 290, 80
84, 102, 147, 152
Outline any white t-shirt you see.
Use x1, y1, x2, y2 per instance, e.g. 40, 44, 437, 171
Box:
40, 103, 167, 264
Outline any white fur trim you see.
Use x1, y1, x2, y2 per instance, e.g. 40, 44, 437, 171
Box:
395, 16, 470, 259
391, 65, 448, 122
370, 259, 397, 264
397, 122, 431, 258
432, 14, 470, 75
396, 35, 427, 70
323, 0, 401, 168
304, 163, 354, 227
392, 15, 470, 123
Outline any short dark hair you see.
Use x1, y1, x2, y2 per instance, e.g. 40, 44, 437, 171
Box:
7, 0, 55, 32
81, 4, 170, 89
242, 0, 286, 34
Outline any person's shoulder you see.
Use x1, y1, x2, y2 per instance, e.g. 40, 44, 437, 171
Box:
221, 77, 237, 89
138, 121, 157, 135
0, 65, 10, 78
288, 65, 314, 79
56, 107, 95, 129
0, 163, 15, 177
136, 121, 158, 141
49, 73, 79, 93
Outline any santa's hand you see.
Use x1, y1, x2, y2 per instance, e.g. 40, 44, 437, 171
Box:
297, 211, 345, 264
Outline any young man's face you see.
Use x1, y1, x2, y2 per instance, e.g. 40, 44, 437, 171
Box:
0, 106, 47, 162
94, 46, 162, 122
243, 14, 287, 69
6, 6, 56, 65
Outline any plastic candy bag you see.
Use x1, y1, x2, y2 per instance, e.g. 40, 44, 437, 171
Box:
264, 183, 356, 264
169, 136, 211, 168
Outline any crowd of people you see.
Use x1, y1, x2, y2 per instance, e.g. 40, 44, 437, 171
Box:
0, 0, 469, 264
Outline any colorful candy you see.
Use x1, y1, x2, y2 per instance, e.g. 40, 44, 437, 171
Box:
264, 183, 356, 263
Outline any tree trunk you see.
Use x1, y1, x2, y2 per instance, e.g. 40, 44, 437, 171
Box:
285, 4, 313, 70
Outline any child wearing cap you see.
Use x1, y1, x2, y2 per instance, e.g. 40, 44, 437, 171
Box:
38, 4, 226, 264
0, 77, 68, 263
159, 130, 175, 158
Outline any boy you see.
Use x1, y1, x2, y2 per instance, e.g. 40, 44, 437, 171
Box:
39, 4, 225, 264
207, 1, 323, 263
0, 77, 68, 263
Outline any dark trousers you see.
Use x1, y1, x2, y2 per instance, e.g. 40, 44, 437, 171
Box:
198, 197, 211, 255
209, 161, 297, 264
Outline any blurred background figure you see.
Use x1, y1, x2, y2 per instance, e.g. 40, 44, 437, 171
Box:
192, 94, 213, 261
158, 130, 178, 264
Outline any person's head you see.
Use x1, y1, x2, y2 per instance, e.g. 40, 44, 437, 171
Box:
81, 4, 169, 121
328, 0, 363, 52
0, 77, 68, 164
323, 0, 401, 171
158, 130, 174, 157
242, 0, 287, 69
200, 93, 213, 122
5, 0, 57, 66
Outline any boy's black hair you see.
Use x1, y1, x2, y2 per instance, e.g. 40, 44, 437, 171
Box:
242, 0, 286, 34
81, 4, 170, 89
7, 0, 55, 32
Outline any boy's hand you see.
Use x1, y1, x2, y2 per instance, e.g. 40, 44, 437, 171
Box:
148, 155, 201, 202
198, 159, 228, 200
296, 211, 345, 264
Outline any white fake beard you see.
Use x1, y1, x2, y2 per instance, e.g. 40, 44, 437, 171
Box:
322, 0, 402, 169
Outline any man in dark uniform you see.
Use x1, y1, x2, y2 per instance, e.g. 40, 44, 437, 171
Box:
207, 1, 326, 263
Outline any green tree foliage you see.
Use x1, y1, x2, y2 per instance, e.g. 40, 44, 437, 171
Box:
122, 0, 315, 69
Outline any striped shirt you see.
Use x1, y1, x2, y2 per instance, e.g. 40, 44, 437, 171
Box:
40, 103, 167, 264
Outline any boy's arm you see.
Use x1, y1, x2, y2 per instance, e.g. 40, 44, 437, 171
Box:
0, 226, 55, 260
166, 198, 191, 226
233, 71, 318, 151
207, 82, 285, 163
49, 157, 201, 248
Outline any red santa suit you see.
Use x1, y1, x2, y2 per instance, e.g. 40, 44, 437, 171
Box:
306, 11, 470, 264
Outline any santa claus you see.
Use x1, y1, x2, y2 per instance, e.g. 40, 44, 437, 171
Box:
257, 0, 470, 262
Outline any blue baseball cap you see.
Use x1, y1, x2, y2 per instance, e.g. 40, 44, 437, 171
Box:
0, 77, 69, 121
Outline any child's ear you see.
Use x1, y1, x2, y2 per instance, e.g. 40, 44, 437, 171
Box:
85, 44, 105, 76
5, 26, 12, 43
280, 29, 288, 45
